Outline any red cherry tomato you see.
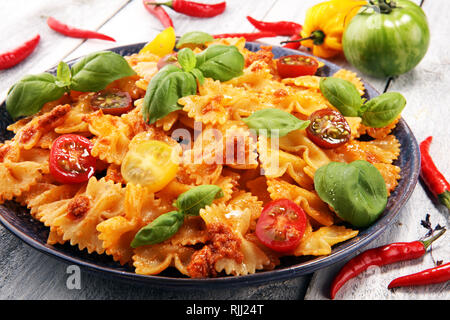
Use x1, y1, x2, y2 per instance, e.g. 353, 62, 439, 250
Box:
276, 54, 319, 78
306, 109, 351, 149
49, 134, 96, 184
90, 89, 132, 115
255, 199, 307, 253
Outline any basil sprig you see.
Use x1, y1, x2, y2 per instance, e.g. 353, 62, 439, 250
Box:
142, 44, 244, 124
319, 77, 406, 128
314, 160, 388, 228
130, 211, 185, 248
195, 44, 244, 82
6, 73, 67, 119
142, 64, 198, 124
131, 185, 223, 248
6, 51, 136, 119
319, 77, 362, 117
174, 185, 224, 216
176, 31, 214, 49
242, 108, 310, 137
359, 92, 406, 128
69, 51, 136, 92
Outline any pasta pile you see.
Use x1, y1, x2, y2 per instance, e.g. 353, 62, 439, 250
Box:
0, 39, 402, 278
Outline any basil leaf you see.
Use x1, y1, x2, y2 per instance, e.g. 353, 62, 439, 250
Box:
143, 65, 197, 124
177, 48, 196, 72
70, 51, 135, 92
195, 44, 244, 82
242, 108, 310, 137
176, 31, 214, 49
131, 211, 185, 248
190, 68, 205, 85
174, 185, 224, 216
6, 73, 66, 119
360, 92, 406, 128
314, 160, 387, 228
56, 61, 71, 88
319, 77, 363, 117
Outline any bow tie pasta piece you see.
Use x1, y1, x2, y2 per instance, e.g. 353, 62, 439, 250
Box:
267, 178, 335, 227
198, 202, 271, 277
84, 110, 133, 165
133, 243, 196, 276
326, 135, 401, 165
21, 183, 82, 218
294, 225, 359, 257
278, 129, 333, 179
282, 75, 322, 91
258, 135, 314, 190
0, 162, 45, 204
96, 183, 145, 264
12, 104, 71, 150
46, 177, 125, 254
227, 190, 263, 231
54, 96, 94, 135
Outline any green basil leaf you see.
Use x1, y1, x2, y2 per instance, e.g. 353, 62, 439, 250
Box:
314, 160, 387, 228
195, 44, 244, 82
56, 61, 71, 88
360, 92, 406, 128
174, 185, 224, 216
190, 68, 205, 85
70, 51, 135, 92
6, 73, 66, 119
319, 77, 363, 117
143, 65, 197, 124
177, 48, 196, 72
242, 108, 310, 137
131, 211, 185, 248
176, 31, 214, 49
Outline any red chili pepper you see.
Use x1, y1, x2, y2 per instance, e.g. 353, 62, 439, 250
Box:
388, 262, 450, 289
155, 0, 226, 18
213, 31, 278, 42
0, 34, 40, 70
47, 17, 115, 42
282, 33, 302, 50
246, 16, 302, 36
143, 0, 174, 28
420, 136, 450, 210
329, 227, 446, 299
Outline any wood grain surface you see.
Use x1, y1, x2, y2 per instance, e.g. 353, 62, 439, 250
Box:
0, 0, 448, 300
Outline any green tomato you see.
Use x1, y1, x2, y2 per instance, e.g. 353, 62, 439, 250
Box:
343, 0, 430, 78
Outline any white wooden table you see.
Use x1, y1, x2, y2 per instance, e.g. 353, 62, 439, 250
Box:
0, 0, 448, 300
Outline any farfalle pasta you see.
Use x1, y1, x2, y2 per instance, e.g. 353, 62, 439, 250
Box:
0, 36, 404, 278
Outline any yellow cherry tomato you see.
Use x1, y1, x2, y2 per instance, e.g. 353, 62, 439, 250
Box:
121, 140, 179, 192
139, 27, 176, 57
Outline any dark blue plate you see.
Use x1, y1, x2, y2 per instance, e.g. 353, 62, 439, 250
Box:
0, 42, 420, 288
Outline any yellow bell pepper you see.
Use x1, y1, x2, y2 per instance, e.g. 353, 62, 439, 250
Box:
139, 27, 176, 57
301, 0, 366, 58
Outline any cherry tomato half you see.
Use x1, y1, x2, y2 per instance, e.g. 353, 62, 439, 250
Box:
255, 199, 307, 253
90, 89, 132, 115
306, 109, 351, 149
49, 134, 96, 184
276, 54, 319, 78
121, 140, 179, 193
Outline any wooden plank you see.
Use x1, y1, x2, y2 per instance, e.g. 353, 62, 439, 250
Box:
0, 0, 131, 102
305, 0, 450, 300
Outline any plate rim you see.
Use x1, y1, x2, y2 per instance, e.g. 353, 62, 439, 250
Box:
0, 42, 420, 288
